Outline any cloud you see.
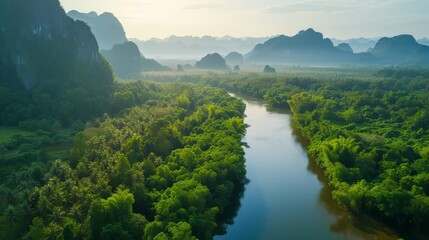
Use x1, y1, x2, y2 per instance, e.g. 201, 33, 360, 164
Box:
183, 3, 224, 11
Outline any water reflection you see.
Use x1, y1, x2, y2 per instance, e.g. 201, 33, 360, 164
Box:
290, 108, 398, 240
215, 94, 399, 240
215, 178, 246, 236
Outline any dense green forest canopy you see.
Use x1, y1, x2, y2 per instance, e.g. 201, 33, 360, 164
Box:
0, 81, 247, 240
145, 67, 429, 237
2, 66, 429, 239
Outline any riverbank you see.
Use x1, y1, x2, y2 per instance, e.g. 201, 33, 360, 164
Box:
215, 94, 398, 240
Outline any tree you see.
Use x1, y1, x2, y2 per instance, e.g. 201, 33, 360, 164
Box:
113, 154, 132, 187
123, 136, 144, 164
23, 217, 48, 240
101, 223, 133, 240
153, 222, 197, 240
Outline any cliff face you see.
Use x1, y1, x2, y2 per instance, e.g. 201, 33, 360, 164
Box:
0, 0, 111, 90
67, 10, 128, 50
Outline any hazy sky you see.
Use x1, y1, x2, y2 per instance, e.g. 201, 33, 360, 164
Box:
60, 0, 429, 40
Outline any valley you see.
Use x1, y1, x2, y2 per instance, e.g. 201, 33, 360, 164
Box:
0, 1, 428, 239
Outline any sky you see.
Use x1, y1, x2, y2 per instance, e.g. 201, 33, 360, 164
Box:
60, 0, 429, 40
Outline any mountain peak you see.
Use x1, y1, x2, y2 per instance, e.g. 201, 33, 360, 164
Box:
246, 28, 342, 63
372, 34, 420, 58
67, 10, 127, 50
297, 28, 323, 40
87, 11, 98, 17
300, 28, 316, 34
99, 12, 116, 18
195, 53, 228, 70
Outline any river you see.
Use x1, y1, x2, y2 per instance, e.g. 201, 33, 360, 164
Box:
215, 94, 397, 240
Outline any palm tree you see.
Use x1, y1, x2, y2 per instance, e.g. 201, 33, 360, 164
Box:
48, 206, 66, 224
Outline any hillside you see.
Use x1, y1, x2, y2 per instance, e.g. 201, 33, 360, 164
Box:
0, 0, 113, 125
67, 10, 127, 50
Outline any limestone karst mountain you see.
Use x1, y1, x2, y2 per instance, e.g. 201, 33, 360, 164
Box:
67, 10, 127, 50
195, 53, 229, 70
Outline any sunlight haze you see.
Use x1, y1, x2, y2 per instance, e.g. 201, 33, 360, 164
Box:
60, 0, 429, 40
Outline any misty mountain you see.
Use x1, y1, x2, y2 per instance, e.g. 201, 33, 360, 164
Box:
67, 10, 127, 50
244, 29, 429, 66
195, 53, 229, 70
245, 28, 355, 64
0, 0, 113, 123
101, 41, 171, 78
225, 52, 244, 65
131, 36, 269, 60
336, 43, 354, 53
371, 35, 429, 65
331, 38, 378, 53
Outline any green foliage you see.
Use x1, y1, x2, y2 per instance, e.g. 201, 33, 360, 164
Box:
153, 222, 197, 240
1, 81, 246, 240
285, 68, 429, 233
147, 67, 429, 235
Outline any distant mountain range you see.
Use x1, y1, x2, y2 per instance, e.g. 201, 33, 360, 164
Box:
331, 38, 379, 53
245, 29, 429, 66
245, 28, 356, 64
66, 10, 429, 68
131, 36, 270, 60
67, 10, 127, 50
331, 37, 429, 53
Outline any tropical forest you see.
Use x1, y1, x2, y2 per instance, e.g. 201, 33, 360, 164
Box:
0, 0, 428, 239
